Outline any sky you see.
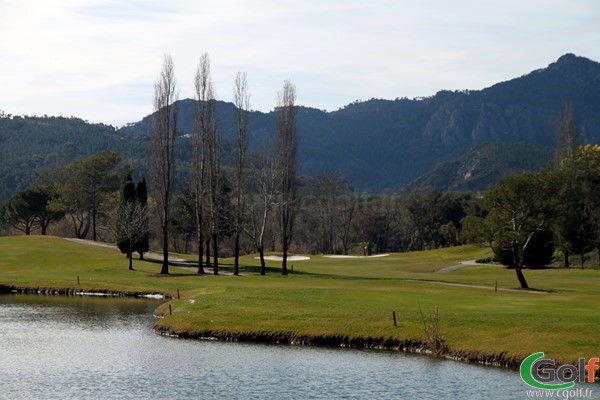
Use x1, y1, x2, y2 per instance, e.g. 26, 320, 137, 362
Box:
0, 0, 599, 126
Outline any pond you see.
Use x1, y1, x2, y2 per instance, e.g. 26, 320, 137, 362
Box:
0, 294, 595, 399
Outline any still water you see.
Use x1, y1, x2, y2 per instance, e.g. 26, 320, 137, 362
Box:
0, 294, 594, 399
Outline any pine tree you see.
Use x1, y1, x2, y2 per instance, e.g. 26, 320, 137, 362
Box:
117, 174, 136, 256
133, 177, 150, 259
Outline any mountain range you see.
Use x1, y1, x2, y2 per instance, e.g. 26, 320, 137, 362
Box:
1, 53, 599, 200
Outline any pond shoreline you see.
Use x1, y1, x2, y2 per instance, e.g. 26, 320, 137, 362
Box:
152, 324, 523, 370
2, 284, 522, 371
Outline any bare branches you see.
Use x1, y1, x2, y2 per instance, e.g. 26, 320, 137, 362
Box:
115, 201, 148, 270
419, 305, 447, 356
192, 52, 222, 275
191, 53, 213, 274
245, 144, 277, 275
554, 102, 580, 169
232, 71, 250, 275
149, 54, 178, 275
276, 80, 297, 275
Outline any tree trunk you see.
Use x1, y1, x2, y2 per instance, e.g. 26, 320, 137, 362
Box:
205, 239, 211, 269
92, 203, 97, 242
197, 234, 205, 274
563, 250, 570, 268
581, 252, 585, 269
515, 266, 529, 289
281, 232, 288, 276
213, 233, 219, 275
160, 229, 169, 275
512, 241, 528, 289
234, 233, 240, 276
259, 247, 266, 276
184, 233, 190, 254
128, 247, 133, 271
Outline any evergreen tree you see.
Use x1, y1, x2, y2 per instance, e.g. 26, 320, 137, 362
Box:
133, 177, 150, 259
479, 173, 553, 288
0, 185, 63, 235
117, 174, 136, 256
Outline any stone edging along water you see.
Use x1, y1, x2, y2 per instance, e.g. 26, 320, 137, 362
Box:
1, 284, 522, 370
0, 285, 166, 299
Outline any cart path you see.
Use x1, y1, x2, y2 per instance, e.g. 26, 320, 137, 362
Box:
435, 259, 481, 273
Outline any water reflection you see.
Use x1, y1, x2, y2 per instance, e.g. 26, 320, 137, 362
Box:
0, 295, 596, 399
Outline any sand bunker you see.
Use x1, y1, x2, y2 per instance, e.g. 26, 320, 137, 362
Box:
323, 254, 390, 259
256, 255, 311, 261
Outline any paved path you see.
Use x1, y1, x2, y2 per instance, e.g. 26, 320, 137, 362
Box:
435, 259, 480, 273
64, 238, 186, 262
64, 237, 234, 274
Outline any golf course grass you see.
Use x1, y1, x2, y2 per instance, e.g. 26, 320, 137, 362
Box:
1, 235, 599, 367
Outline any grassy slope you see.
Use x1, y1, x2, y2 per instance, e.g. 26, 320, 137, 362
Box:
1, 235, 598, 364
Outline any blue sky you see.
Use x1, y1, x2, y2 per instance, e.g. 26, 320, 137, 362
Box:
0, 0, 598, 126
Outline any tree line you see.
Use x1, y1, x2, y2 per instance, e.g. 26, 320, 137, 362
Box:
0, 53, 301, 276
2, 58, 599, 287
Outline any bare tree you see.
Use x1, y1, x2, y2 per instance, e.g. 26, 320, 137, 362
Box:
303, 173, 354, 254
192, 53, 222, 275
191, 53, 214, 274
276, 80, 297, 275
208, 114, 223, 275
232, 71, 250, 275
116, 201, 148, 271
554, 102, 580, 168
149, 54, 178, 275
246, 145, 277, 275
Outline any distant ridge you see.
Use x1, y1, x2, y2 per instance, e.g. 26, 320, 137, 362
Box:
1, 54, 599, 199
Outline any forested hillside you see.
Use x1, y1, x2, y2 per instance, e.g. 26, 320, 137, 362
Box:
0, 116, 137, 200
410, 142, 554, 192
121, 53, 600, 191
1, 53, 599, 200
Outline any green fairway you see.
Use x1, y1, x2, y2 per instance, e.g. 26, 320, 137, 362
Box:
1, 235, 599, 365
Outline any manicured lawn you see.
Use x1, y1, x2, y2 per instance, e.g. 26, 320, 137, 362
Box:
1, 235, 599, 364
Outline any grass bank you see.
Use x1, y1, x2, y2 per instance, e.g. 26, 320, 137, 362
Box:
1, 235, 599, 366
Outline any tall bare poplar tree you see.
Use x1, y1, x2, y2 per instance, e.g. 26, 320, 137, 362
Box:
149, 54, 178, 275
208, 108, 222, 276
191, 53, 214, 274
246, 144, 277, 275
553, 102, 580, 268
192, 52, 221, 275
554, 102, 580, 168
232, 71, 250, 276
276, 80, 297, 276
